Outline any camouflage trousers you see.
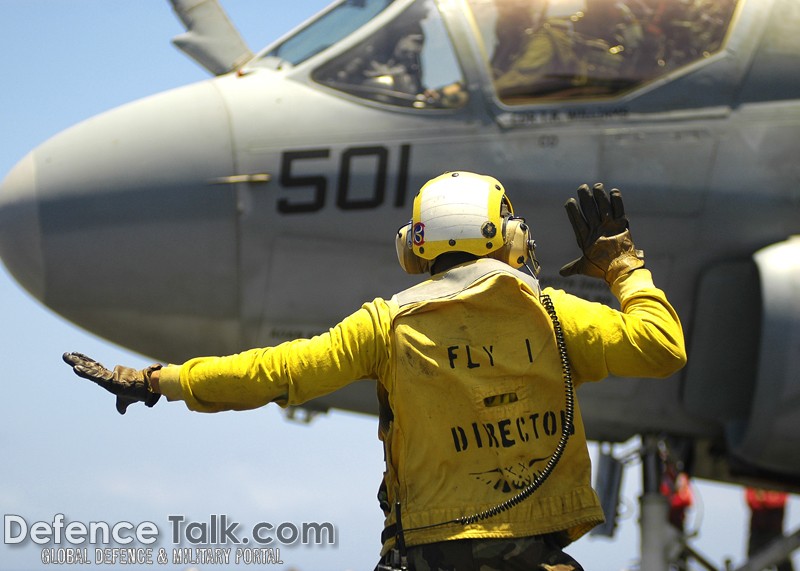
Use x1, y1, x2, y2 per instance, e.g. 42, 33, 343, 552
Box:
375, 535, 584, 571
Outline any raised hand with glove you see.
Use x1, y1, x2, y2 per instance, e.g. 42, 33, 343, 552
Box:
559, 183, 645, 286
62, 352, 162, 415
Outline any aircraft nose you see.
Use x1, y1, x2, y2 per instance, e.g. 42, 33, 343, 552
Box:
0, 152, 44, 301
0, 80, 241, 361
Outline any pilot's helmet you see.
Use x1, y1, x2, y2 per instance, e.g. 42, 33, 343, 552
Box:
395, 171, 537, 274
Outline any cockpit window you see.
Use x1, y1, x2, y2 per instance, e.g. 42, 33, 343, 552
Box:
465, 0, 739, 104
264, 0, 394, 67
312, 0, 468, 109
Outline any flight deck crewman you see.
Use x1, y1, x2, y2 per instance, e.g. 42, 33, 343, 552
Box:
64, 172, 686, 571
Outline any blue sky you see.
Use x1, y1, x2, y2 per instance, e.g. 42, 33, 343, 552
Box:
0, 1, 797, 570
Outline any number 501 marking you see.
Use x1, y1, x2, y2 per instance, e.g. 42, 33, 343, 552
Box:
278, 144, 411, 214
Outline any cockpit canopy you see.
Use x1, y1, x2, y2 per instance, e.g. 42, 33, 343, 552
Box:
257, 0, 740, 109
265, 0, 394, 67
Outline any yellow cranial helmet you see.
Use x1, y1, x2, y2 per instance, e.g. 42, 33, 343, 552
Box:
396, 171, 538, 274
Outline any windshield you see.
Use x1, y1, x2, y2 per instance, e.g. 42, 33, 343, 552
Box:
262, 0, 395, 66
465, 0, 739, 104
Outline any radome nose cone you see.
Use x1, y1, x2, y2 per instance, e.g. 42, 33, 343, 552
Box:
0, 152, 44, 300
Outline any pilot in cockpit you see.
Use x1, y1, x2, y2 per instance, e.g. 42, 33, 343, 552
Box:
313, 0, 467, 109
359, 2, 427, 96
486, 0, 737, 103
491, 0, 643, 101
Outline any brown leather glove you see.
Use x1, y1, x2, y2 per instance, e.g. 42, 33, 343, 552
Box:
559, 183, 644, 285
62, 352, 161, 415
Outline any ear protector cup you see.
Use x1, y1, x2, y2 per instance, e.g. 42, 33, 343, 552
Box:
396, 222, 430, 274
489, 217, 540, 275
